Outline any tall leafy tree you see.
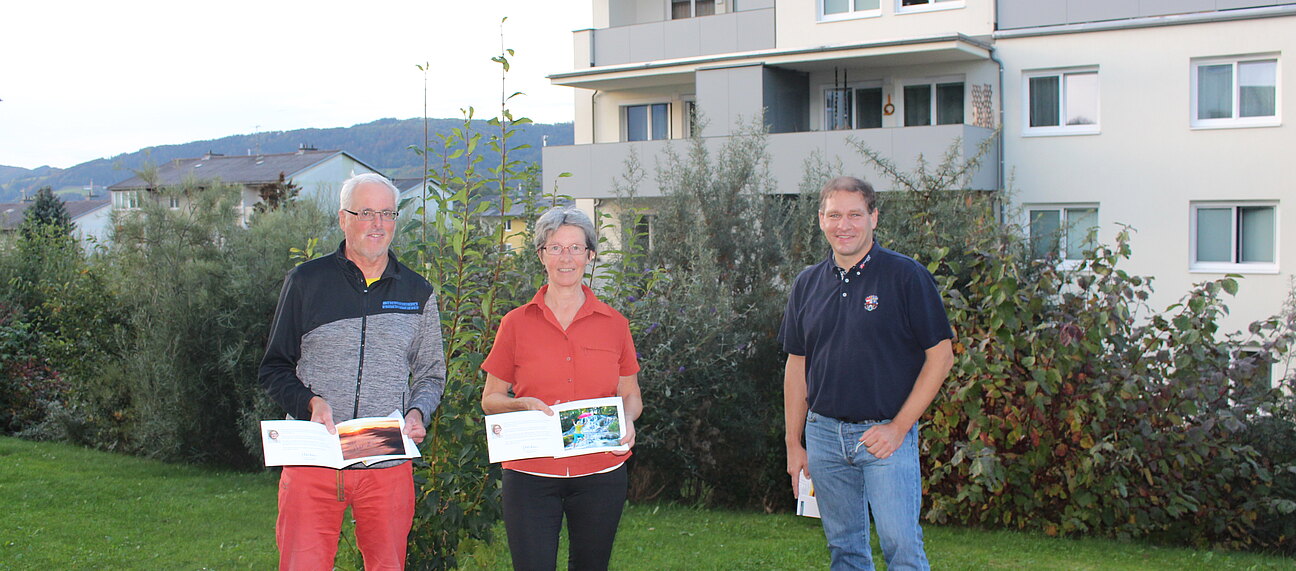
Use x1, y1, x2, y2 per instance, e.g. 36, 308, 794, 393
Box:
21, 186, 72, 238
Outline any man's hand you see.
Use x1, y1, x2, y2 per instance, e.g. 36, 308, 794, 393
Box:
403, 409, 426, 444
612, 417, 635, 455
859, 422, 907, 459
308, 396, 336, 435
787, 444, 808, 497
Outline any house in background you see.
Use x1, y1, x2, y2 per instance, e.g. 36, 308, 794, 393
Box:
0, 197, 113, 247
997, 1, 1296, 340
107, 147, 382, 222
543, 0, 1295, 385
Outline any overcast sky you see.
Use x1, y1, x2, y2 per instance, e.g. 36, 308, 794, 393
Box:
0, 1, 591, 170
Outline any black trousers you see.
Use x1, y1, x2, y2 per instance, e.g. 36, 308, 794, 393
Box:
501, 465, 628, 571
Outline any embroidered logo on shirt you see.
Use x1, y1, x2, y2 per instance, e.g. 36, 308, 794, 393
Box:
864, 294, 879, 312
382, 301, 420, 311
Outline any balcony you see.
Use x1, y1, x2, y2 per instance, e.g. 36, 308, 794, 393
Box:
577, 7, 776, 68
543, 124, 998, 199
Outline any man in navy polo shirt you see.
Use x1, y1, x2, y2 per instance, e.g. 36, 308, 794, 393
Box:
780, 176, 954, 570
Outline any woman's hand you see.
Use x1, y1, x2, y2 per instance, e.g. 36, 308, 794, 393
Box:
613, 417, 635, 455
517, 396, 555, 416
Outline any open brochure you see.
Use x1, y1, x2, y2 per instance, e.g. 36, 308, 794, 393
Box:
485, 396, 629, 463
261, 410, 419, 469
797, 470, 820, 518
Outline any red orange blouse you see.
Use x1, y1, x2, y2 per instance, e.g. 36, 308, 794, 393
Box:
482, 285, 640, 476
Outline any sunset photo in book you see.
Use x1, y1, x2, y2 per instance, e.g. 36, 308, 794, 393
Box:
261, 411, 419, 469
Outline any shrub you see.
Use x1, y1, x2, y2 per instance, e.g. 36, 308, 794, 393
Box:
847, 136, 1296, 551
608, 123, 818, 509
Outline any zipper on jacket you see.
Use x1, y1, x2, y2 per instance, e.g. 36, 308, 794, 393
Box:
353, 285, 369, 419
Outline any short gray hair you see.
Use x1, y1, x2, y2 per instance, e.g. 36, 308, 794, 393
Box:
339, 173, 400, 210
533, 207, 597, 253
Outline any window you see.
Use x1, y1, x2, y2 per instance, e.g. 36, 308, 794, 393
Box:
1025, 69, 1099, 135
671, 0, 715, 19
824, 84, 883, 130
1028, 206, 1098, 261
683, 100, 700, 137
168, 196, 180, 209
1191, 202, 1277, 271
632, 214, 656, 250
897, 0, 963, 13
113, 190, 140, 210
625, 103, 670, 141
1191, 56, 1279, 128
903, 81, 964, 126
820, 0, 879, 21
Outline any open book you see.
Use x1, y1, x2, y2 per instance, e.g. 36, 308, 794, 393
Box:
485, 397, 629, 463
261, 410, 418, 469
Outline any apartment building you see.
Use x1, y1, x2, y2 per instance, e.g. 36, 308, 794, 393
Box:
998, 1, 1296, 338
543, 0, 1294, 350
544, 0, 1001, 202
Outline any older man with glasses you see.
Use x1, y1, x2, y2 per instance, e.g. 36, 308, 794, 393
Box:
260, 172, 446, 570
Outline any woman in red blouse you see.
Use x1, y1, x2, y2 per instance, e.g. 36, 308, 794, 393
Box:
481, 206, 643, 571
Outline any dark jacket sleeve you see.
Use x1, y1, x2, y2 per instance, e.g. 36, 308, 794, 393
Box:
258, 269, 316, 420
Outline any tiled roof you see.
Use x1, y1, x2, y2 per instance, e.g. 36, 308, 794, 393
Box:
108, 150, 364, 190
0, 198, 111, 230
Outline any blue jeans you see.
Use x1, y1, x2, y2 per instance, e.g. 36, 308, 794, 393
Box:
805, 411, 929, 571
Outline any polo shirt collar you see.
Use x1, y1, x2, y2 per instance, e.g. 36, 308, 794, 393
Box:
825, 241, 878, 277
525, 284, 613, 322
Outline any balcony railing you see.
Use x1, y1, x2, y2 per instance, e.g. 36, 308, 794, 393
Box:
543, 124, 998, 199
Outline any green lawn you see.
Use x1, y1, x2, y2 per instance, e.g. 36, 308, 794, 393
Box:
2, 437, 1291, 570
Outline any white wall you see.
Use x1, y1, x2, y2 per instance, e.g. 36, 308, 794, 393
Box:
72, 204, 112, 249
1000, 15, 1296, 334
776, 0, 994, 49
294, 154, 379, 213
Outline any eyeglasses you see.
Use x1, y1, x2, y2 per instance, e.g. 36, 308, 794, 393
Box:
539, 244, 589, 256
343, 208, 399, 222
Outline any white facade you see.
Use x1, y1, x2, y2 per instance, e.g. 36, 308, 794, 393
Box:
999, 8, 1296, 334
71, 201, 113, 248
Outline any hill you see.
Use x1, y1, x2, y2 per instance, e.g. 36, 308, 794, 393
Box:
0, 117, 573, 202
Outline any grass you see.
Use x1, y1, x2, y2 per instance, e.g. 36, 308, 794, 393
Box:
2, 436, 1292, 570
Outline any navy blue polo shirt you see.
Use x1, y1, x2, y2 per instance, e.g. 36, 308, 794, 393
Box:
778, 243, 952, 422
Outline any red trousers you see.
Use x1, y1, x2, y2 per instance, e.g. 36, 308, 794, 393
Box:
276, 462, 414, 570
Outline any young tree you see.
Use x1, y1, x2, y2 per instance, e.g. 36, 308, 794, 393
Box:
21, 186, 72, 239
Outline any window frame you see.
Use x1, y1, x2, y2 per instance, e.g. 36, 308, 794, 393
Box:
1189, 201, 1279, 273
896, 0, 964, 15
623, 102, 672, 142
818, 0, 881, 22
898, 76, 965, 127
1022, 67, 1101, 136
113, 190, 140, 210
1025, 204, 1100, 266
821, 80, 885, 130
670, 0, 717, 20
682, 97, 700, 138
1190, 55, 1280, 129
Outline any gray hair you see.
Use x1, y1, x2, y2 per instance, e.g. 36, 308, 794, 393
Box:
339, 173, 400, 210
533, 206, 598, 253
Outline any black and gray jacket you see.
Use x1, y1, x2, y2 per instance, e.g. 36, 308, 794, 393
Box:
259, 241, 446, 462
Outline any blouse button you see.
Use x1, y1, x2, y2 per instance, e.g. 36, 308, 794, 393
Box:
566, 356, 572, 361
